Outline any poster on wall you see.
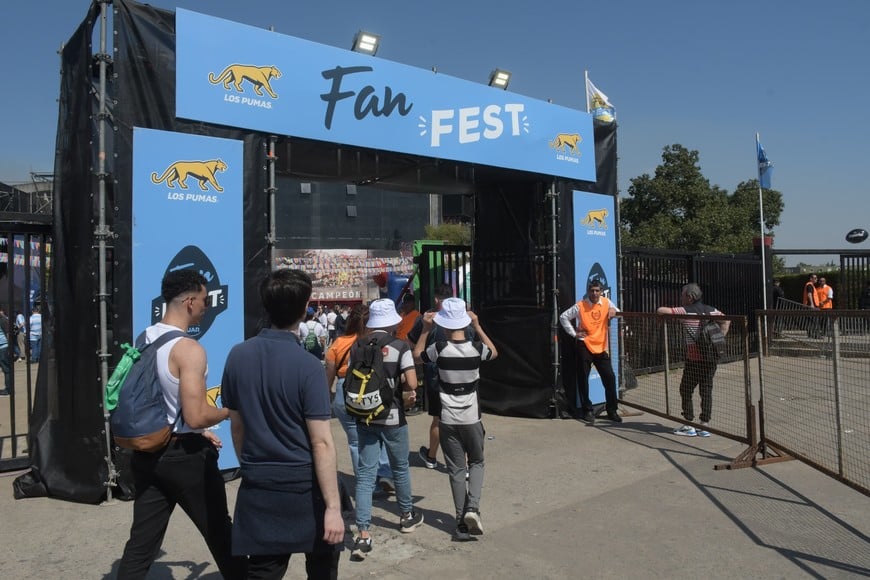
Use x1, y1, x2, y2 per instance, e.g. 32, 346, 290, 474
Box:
572, 191, 619, 407
274, 248, 415, 304
133, 128, 243, 470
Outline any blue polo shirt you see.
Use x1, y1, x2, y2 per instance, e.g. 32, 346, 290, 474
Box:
221, 328, 331, 467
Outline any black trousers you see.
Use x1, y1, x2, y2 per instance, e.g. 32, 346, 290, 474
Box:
117, 434, 247, 580
576, 343, 618, 414
679, 359, 718, 423
248, 551, 340, 580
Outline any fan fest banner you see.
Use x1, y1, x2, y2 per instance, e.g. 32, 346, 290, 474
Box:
175, 9, 596, 182
572, 191, 619, 407
132, 128, 243, 469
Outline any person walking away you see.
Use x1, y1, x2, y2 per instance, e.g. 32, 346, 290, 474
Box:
118, 270, 247, 579
351, 299, 421, 561
324, 304, 394, 491
222, 269, 344, 579
657, 283, 730, 438
559, 279, 621, 424
413, 298, 498, 540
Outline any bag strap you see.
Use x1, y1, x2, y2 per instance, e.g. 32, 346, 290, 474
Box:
135, 329, 187, 351
682, 303, 713, 343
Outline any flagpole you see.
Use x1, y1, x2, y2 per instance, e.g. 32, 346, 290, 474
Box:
584, 70, 590, 113
756, 132, 768, 312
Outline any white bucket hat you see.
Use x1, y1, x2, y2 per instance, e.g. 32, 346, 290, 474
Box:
366, 298, 402, 328
434, 297, 471, 330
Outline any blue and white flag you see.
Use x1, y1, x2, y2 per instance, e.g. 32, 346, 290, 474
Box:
586, 77, 615, 123
757, 138, 773, 189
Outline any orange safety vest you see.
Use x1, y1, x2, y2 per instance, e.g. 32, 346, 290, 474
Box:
816, 285, 833, 309
576, 297, 612, 354
803, 281, 816, 307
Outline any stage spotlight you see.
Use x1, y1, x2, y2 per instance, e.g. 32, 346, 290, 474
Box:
352, 31, 380, 56
489, 69, 511, 90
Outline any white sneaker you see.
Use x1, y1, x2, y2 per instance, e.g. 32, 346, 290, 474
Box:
697, 423, 711, 437
674, 425, 697, 437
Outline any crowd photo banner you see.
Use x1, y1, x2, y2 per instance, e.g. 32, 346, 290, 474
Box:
132, 128, 243, 469
175, 9, 596, 182
572, 190, 619, 407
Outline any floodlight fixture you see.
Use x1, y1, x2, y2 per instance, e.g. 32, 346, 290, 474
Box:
352, 30, 381, 56
489, 69, 511, 90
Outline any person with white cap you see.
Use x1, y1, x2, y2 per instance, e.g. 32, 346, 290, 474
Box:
413, 297, 498, 541
350, 299, 422, 561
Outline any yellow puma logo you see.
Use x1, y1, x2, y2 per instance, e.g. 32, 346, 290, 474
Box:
206, 386, 222, 408
580, 209, 608, 228
208, 64, 282, 98
150, 159, 227, 192
549, 133, 582, 155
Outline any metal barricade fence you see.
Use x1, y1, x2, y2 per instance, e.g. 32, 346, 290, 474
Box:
757, 309, 870, 495
617, 312, 753, 445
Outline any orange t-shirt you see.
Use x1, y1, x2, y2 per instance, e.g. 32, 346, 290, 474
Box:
816, 285, 833, 309
577, 297, 613, 354
395, 309, 420, 341
325, 334, 356, 377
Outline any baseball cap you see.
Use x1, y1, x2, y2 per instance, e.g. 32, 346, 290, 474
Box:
434, 297, 471, 330
307, 306, 315, 316
366, 298, 402, 328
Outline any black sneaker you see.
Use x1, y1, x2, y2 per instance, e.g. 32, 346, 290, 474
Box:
463, 509, 484, 535
454, 519, 471, 541
350, 536, 372, 561
580, 411, 596, 425
418, 446, 437, 469
399, 510, 424, 533
606, 412, 623, 423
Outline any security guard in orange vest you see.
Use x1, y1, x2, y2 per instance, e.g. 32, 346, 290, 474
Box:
559, 279, 621, 424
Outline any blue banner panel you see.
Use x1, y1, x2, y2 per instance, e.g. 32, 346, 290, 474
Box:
572, 191, 618, 407
176, 9, 595, 182
133, 128, 243, 469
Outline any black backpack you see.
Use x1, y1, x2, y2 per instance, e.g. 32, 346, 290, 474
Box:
685, 303, 726, 361
344, 334, 395, 424
107, 330, 186, 452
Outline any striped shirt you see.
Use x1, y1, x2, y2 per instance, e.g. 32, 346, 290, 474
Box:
422, 340, 493, 425
348, 330, 415, 427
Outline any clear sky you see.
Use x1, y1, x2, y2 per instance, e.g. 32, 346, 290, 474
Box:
1, 0, 867, 265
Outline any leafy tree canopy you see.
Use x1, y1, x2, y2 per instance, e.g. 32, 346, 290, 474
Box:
619, 144, 784, 253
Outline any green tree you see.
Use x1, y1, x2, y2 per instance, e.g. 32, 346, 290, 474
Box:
424, 222, 472, 245
620, 144, 784, 253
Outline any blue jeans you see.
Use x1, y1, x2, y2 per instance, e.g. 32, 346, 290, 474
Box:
30, 338, 42, 362
332, 379, 391, 480
355, 423, 413, 531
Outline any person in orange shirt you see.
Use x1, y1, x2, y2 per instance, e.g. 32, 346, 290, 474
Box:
559, 279, 621, 424
395, 294, 420, 342
816, 277, 833, 309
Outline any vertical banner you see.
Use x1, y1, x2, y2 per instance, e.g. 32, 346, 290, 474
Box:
572, 191, 619, 407
133, 128, 243, 469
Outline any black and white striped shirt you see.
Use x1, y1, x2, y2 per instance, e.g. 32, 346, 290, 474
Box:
422, 340, 493, 425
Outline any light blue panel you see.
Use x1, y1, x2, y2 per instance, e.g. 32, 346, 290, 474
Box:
572, 191, 618, 407
132, 127, 243, 469
176, 9, 595, 182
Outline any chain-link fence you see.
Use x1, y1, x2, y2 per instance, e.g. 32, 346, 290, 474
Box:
758, 309, 870, 495
618, 312, 752, 443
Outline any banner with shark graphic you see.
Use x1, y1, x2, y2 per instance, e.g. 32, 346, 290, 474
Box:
133, 128, 243, 469
572, 190, 618, 407
175, 9, 595, 182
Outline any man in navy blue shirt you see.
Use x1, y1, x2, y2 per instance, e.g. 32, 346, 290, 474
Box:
222, 269, 344, 579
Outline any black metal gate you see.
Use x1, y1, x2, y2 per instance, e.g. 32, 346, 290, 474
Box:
840, 253, 870, 309
0, 222, 51, 471
416, 244, 472, 311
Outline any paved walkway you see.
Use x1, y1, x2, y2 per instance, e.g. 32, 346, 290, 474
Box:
1, 411, 868, 579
